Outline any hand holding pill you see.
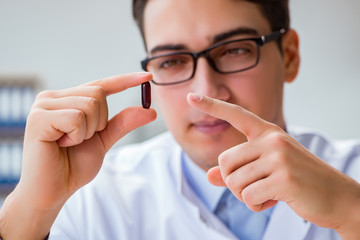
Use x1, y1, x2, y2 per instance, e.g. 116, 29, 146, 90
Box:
2, 73, 157, 239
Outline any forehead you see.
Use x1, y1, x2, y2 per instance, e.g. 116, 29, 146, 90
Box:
143, 0, 271, 51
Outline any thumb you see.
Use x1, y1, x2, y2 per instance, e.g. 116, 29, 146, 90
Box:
100, 106, 157, 151
207, 166, 226, 187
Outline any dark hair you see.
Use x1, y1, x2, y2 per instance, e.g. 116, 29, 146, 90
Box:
132, 0, 289, 47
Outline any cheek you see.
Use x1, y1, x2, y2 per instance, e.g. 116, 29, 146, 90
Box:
152, 87, 189, 129
226, 58, 285, 119
248, 63, 285, 121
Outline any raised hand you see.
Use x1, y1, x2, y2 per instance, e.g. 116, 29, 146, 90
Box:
20, 73, 156, 208
187, 93, 360, 239
0, 72, 157, 240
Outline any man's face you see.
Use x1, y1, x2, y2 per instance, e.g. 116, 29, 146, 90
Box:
143, 0, 289, 170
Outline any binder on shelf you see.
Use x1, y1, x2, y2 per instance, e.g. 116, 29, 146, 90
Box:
0, 141, 22, 184
0, 85, 35, 137
0, 74, 40, 187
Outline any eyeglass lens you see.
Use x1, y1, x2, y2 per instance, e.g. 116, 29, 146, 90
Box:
146, 39, 258, 85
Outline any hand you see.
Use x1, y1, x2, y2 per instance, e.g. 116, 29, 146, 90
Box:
187, 93, 360, 238
0, 73, 156, 240
18, 72, 157, 208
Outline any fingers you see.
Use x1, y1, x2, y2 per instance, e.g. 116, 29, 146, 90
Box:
207, 167, 226, 187
218, 141, 260, 179
228, 156, 274, 202
34, 95, 106, 140
207, 160, 279, 212
37, 86, 108, 133
30, 72, 154, 146
39, 72, 152, 99
27, 108, 87, 147
187, 93, 275, 140
55, 109, 88, 147
84, 72, 153, 96
188, 92, 283, 211
99, 106, 157, 151
207, 138, 278, 210
241, 177, 279, 212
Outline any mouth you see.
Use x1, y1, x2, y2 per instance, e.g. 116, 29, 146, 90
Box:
192, 119, 231, 135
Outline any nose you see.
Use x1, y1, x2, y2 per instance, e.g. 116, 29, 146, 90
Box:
190, 57, 231, 102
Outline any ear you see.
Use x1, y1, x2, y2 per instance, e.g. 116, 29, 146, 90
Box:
281, 29, 300, 83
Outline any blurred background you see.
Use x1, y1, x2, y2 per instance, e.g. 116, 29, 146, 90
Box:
1, 0, 360, 204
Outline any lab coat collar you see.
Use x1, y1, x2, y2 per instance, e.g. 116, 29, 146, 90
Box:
181, 151, 227, 212
172, 142, 238, 239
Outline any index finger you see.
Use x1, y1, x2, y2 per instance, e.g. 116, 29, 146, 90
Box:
187, 93, 271, 140
84, 72, 153, 96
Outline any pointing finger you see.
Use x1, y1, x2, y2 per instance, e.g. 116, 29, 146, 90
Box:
187, 93, 271, 140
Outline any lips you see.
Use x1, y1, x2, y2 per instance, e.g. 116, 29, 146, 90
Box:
192, 119, 231, 135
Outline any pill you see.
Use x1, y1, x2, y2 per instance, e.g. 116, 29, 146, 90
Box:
141, 81, 151, 109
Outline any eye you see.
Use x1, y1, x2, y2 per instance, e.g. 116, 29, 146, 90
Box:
153, 54, 192, 71
159, 59, 184, 69
212, 40, 257, 59
222, 47, 249, 56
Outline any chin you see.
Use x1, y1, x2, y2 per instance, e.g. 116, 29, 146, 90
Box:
182, 136, 245, 171
171, 125, 247, 169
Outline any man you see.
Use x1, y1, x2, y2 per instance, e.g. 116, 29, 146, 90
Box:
1, 0, 360, 239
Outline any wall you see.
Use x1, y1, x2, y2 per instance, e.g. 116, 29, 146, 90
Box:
287, 0, 360, 139
0, 0, 360, 145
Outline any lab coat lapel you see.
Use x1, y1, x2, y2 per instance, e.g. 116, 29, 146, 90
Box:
175, 148, 238, 240
262, 202, 311, 240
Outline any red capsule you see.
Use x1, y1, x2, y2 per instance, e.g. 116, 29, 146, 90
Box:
141, 81, 151, 109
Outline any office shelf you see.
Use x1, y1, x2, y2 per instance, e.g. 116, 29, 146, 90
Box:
0, 74, 40, 194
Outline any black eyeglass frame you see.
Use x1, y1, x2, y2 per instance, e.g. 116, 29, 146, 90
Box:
141, 28, 286, 86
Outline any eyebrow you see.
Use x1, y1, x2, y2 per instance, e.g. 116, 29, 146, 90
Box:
212, 27, 259, 44
150, 44, 187, 55
149, 26, 260, 55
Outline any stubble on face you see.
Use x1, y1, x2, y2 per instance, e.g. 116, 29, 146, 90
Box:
144, 0, 287, 171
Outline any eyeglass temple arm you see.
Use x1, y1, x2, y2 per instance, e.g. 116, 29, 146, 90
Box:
261, 28, 286, 45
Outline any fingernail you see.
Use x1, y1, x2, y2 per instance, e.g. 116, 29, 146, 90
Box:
189, 93, 203, 102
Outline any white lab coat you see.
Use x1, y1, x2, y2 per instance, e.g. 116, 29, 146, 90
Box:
50, 127, 360, 240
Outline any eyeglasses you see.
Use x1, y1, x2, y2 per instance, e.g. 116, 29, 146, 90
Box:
141, 28, 286, 86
